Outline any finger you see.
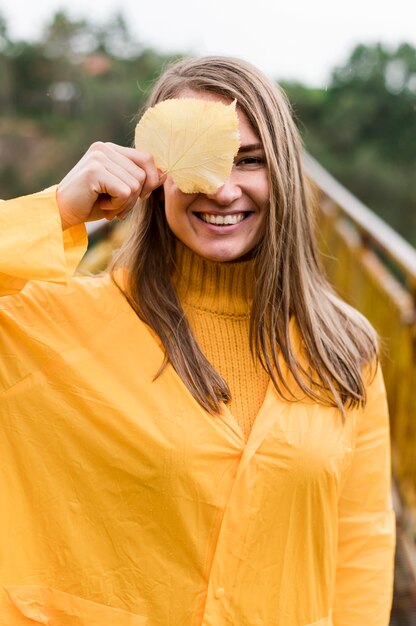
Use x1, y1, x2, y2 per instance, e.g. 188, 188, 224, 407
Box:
92, 172, 135, 213
85, 144, 146, 191
102, 148, 149, 187
158, 170, 168, 185
95, 194, 134, 217
104, 143, 161, 196
86, 142, 161, 201
102, 158, 146, 199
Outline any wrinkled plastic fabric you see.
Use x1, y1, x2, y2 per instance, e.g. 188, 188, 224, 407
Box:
0, 190, 395, 625
5, 586, 147, 625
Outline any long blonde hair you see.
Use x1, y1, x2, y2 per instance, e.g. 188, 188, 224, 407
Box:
111, 56, 378, 417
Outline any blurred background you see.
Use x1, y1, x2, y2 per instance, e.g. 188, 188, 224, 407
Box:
0, 0, 415, 244
1, 1, 416, 623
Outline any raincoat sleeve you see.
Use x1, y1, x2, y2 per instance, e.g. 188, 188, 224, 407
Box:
332, 363, 396, 626
0, 187, 88, 296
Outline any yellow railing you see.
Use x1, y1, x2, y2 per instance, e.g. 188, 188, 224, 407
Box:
303, 154, 416, 591
303, 153, 416, 512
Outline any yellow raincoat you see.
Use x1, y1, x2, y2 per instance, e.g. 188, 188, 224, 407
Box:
0, 189, 395, 625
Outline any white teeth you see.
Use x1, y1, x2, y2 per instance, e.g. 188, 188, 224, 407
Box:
199, 213, 246, 225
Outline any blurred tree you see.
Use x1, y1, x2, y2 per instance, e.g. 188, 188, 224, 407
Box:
42, 11, 92, 58
284, 42, 416, 245
7, 42, 56, 114
0, 13, 8, 50
0, 10, 173, 199
0, 14, 12, 112
325, 43, 416, 162
94, 13, 139, 58
0, 14, 413, 246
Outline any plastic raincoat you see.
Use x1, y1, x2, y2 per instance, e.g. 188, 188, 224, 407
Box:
0, 189, 395, 625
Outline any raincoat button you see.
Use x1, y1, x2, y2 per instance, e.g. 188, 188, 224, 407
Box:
214, 587, 225, 599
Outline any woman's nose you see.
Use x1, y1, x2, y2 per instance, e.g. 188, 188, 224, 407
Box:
205, 176, 242, 205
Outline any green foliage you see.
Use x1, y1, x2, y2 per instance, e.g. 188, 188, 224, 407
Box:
283, 42, 416, 245
0, 10, 174, 198
0, 12, 414, 246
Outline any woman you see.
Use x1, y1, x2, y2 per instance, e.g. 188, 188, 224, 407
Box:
0, 57, 395, 625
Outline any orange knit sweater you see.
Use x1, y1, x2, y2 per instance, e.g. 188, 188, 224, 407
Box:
174, 242, 270, 440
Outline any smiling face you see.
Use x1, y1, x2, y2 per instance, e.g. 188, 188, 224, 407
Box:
162, 90, 270, 262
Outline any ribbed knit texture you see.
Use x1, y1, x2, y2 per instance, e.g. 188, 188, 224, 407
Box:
173, 242, 270, 440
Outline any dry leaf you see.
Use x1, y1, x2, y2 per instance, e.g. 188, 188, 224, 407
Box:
134, 98, 240, 194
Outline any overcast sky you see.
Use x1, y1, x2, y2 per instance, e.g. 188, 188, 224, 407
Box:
1, 0, 415, 86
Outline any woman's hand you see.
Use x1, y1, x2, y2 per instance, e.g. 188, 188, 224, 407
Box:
56, 142, 163, 230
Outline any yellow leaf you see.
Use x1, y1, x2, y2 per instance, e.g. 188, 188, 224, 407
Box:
134, 98, 240, 194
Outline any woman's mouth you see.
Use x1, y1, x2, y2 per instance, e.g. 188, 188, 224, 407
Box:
195, 212, 249, 226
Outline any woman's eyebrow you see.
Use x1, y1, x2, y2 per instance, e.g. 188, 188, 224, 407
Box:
237, 143, 263, 153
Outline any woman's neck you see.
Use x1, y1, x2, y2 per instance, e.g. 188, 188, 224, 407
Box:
173, 240, 255, 317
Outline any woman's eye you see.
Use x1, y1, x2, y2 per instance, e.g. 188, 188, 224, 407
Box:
236, 156, 265, 168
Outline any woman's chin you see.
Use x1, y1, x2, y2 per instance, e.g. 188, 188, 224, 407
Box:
183, 240, 255, 263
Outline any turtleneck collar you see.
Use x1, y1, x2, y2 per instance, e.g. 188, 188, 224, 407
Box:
173, 240, 255, 317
